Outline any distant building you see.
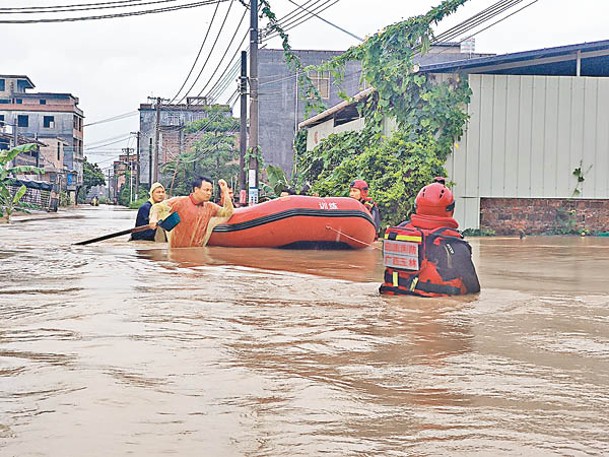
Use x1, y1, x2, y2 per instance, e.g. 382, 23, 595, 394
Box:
137, 98, 234, 187
258, 43, 491, 176
0, 74, 84, 201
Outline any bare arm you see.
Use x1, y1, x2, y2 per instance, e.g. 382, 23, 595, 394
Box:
216, 179, 234, 218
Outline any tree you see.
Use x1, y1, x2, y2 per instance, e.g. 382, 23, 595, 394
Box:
163, 111, 240, 196
0, 144, 43, 222
297, 0, 472, 227
78, 157, 106, 203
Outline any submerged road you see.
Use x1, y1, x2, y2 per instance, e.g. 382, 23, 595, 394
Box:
1, 205, 608, 456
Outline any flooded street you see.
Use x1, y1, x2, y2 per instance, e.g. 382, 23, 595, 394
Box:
1, 205, 608, 456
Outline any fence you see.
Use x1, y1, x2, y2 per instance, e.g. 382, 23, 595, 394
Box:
8, 179, 58, 212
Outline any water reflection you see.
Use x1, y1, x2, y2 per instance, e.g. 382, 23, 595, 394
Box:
137, 244, 384, 283
1, 206, 609, 456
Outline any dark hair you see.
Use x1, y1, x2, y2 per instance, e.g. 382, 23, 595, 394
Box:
191, 176, 213, 191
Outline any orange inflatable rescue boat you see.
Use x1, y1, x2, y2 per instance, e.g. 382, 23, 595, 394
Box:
208, 195, 376, 249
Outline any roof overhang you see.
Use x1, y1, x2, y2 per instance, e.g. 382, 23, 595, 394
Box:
419, 39, 609, 76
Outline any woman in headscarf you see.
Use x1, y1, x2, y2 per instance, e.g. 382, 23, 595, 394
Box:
130, 182, 167, 241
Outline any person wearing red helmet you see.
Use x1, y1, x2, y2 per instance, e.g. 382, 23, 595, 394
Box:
379, 177, 480, 297
411, 177, 459, 230
349, 179, 382, 235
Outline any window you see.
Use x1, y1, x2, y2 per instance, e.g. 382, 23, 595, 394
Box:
17, 115, 29, 127
0, 99, 9, 104
0, 79, 5, 91
0, 114, 4, 124
43, 116, 55, 128
15, 99, 23, 104
307, 70, 331, 99
40, 99, 47, 105
57, 142, 61, 161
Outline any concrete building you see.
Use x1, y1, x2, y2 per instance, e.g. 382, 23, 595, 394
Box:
258, 43, 490, 176
0, 74, 84, 201
137, 98, 233, 187
299, 40, 609, 235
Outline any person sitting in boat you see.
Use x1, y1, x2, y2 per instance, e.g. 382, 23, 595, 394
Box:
130, 182, 167, 242
379, 177, 480, 297
150, 176, 234, 248
349, 179, 381, 235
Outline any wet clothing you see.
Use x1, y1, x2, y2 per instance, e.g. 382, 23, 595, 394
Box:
130, 201, 156, 241
379, 216, 480, 297
161, 194, 233, 248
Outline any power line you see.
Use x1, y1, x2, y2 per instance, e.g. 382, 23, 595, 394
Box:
0, 0, 179, 15
194, 10, 248, 98
84, 110, 138, 127
0, 0, 229, 24
176, 0, 238, 103
264, 0, 340, 40
284, 0, 361, 41
169, 0, 222, 103
0, 0, 145, 12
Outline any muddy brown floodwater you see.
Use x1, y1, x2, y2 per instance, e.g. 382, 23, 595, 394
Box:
1, 205, 608, 456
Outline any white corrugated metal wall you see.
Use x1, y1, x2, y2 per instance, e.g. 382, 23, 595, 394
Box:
447, 74, 609, 230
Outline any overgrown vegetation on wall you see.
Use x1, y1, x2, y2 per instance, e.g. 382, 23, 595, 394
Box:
296, 0, 472, 227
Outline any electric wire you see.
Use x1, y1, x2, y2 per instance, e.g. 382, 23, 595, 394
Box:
84, 110, 138, 127
192, 4, 248, 99
175, 0, 238, 104
0, 0, 229, 24
169, 0, 221, 103
206, 0, 336, 102
0, 0, 180, 15
264, 0, 339, 41
0, 0, 145, 12
285, 0, 361, 42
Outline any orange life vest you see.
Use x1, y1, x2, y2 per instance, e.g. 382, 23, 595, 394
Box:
379, 221, 480, 297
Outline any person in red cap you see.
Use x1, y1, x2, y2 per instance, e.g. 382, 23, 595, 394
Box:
349, 179, 381, 235
379, 177, 480, 297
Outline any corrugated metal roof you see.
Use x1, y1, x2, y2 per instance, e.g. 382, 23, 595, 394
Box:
419, 39, 609, 76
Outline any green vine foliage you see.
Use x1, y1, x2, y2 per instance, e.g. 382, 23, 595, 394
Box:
298, 0, 472, 227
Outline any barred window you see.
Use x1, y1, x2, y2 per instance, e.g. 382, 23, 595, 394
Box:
307, 70, 330, 99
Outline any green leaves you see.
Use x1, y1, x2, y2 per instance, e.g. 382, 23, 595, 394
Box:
296, 0, 472, 227
0, 144, 45, 221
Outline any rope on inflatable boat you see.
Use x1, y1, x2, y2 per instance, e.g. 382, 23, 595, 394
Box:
324, 225, 381, 249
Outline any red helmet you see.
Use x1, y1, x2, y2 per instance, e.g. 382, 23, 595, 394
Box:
415, 177, 455, 217
350, 179, 369, 199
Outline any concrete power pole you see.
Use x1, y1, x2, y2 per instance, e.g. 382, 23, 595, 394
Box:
131, 131, 141, 196
248, 0, 259, 205
239, 50, 248, 199
154, 97, 161, 183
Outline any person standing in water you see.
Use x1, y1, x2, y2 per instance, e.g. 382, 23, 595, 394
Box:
150, 176, 234, 248
130, 182, 167, 241
349, 179, 381, 236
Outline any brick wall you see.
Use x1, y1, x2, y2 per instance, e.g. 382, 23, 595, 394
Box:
480, 198, 609, 235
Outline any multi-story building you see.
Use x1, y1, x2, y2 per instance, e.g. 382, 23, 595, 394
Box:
0, 74, 84, 201
137, 98, 234, 187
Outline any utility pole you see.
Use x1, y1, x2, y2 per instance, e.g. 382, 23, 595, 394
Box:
131, 131, 141, 196
154, 97, 161, 183
122, 147, 134, 203
148, 137, 153, 186
248, 0, 259, 205
239, 50, 248, 200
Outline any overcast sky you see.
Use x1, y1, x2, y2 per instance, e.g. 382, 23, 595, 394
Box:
2, 0, 608, 169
